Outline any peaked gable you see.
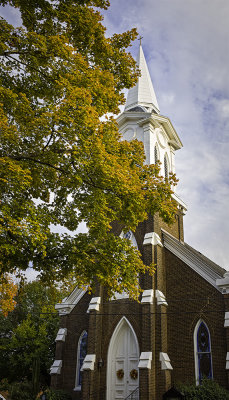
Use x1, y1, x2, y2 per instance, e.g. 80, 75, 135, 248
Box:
162, 229, 225, 290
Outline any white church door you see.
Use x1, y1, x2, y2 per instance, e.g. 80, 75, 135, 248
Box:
107, 317, 139, 400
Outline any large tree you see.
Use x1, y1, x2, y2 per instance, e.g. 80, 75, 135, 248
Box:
0, 274, 17, 316
0, 0, 177, 298
0, 280, 67, 392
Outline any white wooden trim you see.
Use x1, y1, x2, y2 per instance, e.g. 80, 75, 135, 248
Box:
159, 352, 172, 370
74, 330, 87, 390
193, 319, 213, 385
55, 328, 67, 342
216, 272, 229, 293
55, 288, 86, 315
50, 360, 62, 375
224, 312, 229, 328
226, 352, 229, 370
141, 289, 154, 304
87, 297, 101, 313
138, 352, 152, 369
162, 230, 223, 290
143, 232, 162, 247
81, 354, 96, 371
156, 290, 168, 306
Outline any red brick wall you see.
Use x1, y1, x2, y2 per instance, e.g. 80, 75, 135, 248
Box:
165, 249, 227, 388
52, 212, 227, 399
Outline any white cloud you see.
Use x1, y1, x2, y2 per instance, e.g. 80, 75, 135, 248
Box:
104, 0, 229, 269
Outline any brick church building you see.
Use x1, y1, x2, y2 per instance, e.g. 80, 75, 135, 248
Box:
50, 45, 229, 399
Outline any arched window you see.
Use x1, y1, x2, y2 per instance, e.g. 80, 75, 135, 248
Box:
194, 320, 213, 385
75, 331, 88, 389
154, 144, 159, 163
164, 154, 169, 179
121, 230, 138, 249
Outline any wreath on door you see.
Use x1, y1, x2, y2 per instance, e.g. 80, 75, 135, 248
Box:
130, 369, 138, 380
116, 369, 124, 379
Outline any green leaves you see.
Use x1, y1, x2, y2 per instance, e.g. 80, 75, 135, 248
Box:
0, 280, 64, 384
180, 379, 229, 400
0, 0, 177, 298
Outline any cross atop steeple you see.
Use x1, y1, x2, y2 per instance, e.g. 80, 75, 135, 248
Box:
138, 35, 143, 46
124, 43, 160, 114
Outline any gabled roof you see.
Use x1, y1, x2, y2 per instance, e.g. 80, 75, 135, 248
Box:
125, 44, 160, 114
162, 229, 225, 290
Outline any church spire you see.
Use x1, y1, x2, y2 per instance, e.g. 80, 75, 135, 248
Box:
124, 43, 160, 114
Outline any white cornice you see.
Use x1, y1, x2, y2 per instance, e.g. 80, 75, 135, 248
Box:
138, 114, 182, 150
117, 111, 182, 152
55, 287, 86, 315
162, 230, 223, 291
116, 112, 151, 127
172, 193, 188, 213
216, 272, 229, 293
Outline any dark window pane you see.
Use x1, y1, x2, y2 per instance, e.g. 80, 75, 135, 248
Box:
196, 322, 212, 384
164, 156, 168, 178
198, 353, 212, 382
123, 231, 131, 240
197, 322, 210, 352
154, 146, 158, 163
78, 331, 88, 386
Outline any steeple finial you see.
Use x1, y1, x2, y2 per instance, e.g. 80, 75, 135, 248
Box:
124, 43, 160, 114
138, 35, 143, 46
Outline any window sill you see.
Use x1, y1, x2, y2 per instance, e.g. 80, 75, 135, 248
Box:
73, 386, 81, 391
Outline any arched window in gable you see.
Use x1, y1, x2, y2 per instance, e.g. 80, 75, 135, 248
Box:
75, 330, 88, 389
121, 230, 138, 249
194, 320, 213, 385
164, 154, 169, 179
113, 231, 138, 300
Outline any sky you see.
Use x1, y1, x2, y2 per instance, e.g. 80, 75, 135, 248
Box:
1, 1, 229, 272
102, 0, 229, 270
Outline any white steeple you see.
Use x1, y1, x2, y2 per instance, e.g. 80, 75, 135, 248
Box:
124, 44, 160, 114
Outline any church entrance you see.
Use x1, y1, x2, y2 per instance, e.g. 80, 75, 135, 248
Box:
107, 317, 139, 400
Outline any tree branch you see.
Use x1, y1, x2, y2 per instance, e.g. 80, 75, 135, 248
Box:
7, 154, 66, 173
5, 54, 53, 80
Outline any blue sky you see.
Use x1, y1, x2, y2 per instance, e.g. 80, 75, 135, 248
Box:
1, 0, 229, 271
103, 0, 229, 269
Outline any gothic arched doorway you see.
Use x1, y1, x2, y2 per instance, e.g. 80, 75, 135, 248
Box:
107, 317, 139, 400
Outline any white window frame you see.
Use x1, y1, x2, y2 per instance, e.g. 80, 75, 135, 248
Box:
74, 330, 87, 391
193, 319, 213, 385
164, 153, 169, 179
120, 230, 138, 249
154, 143, 160, 164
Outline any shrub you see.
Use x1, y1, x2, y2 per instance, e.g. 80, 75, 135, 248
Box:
180, 378, 229, 400
45, 389, 72, 400
9, 380, 34, 400
0, 378, 9, 391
